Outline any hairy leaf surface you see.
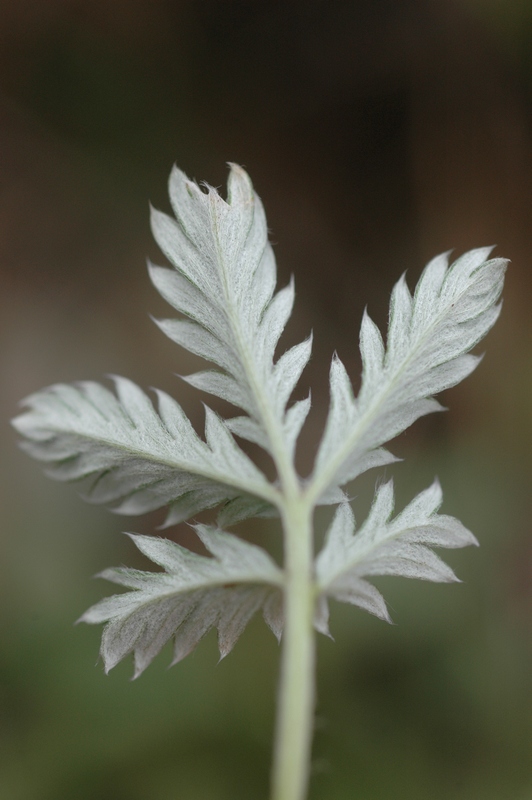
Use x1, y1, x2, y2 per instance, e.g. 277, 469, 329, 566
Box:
310, 248, 507, 503
13, 377, 277, 524
315, 480, 478, 629
12, 163, 507, 680
150, 164, 312, 462
81, 526, 284, 677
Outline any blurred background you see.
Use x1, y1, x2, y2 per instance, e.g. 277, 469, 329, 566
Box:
1, 1, 532, 798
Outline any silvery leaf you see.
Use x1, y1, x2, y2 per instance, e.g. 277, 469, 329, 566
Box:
315, 480, 478, 628
80, 526, 285, 677
13, 377, 277, 524
149, 165, 312, 461
311, 248, 507, 502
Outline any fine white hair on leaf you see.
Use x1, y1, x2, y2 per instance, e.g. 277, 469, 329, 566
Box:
315, 480, 478, 631
12, 161, 507, 673
12, 377, 278, 525
310, 247, 507, 504
149, 164, 312, 460
80, 526, 285, 678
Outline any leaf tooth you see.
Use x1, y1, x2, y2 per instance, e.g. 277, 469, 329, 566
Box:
273, 334, 313, 412
154, 318, 237, 375
412, 250, 450, 321
79, 591, 145, 623
313, 596, 331, 637
359, 310, 385, 387
217, 587, 267, 660
256, 279, 295, 364
249, 243, 277, 328
204, 406, 240, 458
283, 395, 311, 458
100, 607, 149, 674
226, 162, 254, 208
262, 591, 284, 642
329, 578, 391, 623
360, 545, 460, 583
167, 167, 213, 249
183, 371, 253, 415
153, 389, 202, 448
133, 597, 195, 679
441, 247, 495, 302
147, 262, 228, 340
315, 501, 355, 586
195, 524, 283, 581
110, 377, 163, 433
368, 477, 396, 521
150, 207, 210, 293
407, 516, 478, 548
329, 447, 399, 492
225, 415, 269, 449
386, 274, 413, 366
203, 407, 267, 484
75, 381, 123, 423
126, 533, 190, 572
390, 480, 441, 528
171, 590, 224, 665
313, 354, 356, 477
226, 167, 268, 301
111, 479, 197, 516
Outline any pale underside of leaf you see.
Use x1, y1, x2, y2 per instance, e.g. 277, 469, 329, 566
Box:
12, 377, 278, 524
11, 164, 507, 684
149, 164, 312, 466
310, 248, 507, 503
315, 480, 478, 628
80, 526, 285, 677
13, 165, 312, 530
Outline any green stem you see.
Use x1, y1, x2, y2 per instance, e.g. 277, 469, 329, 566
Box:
271, 498, 316, 800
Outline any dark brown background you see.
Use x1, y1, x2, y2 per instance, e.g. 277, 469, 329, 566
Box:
1, 2, 531, 798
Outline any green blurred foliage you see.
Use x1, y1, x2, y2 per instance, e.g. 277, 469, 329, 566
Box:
1, 2, 532, 798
